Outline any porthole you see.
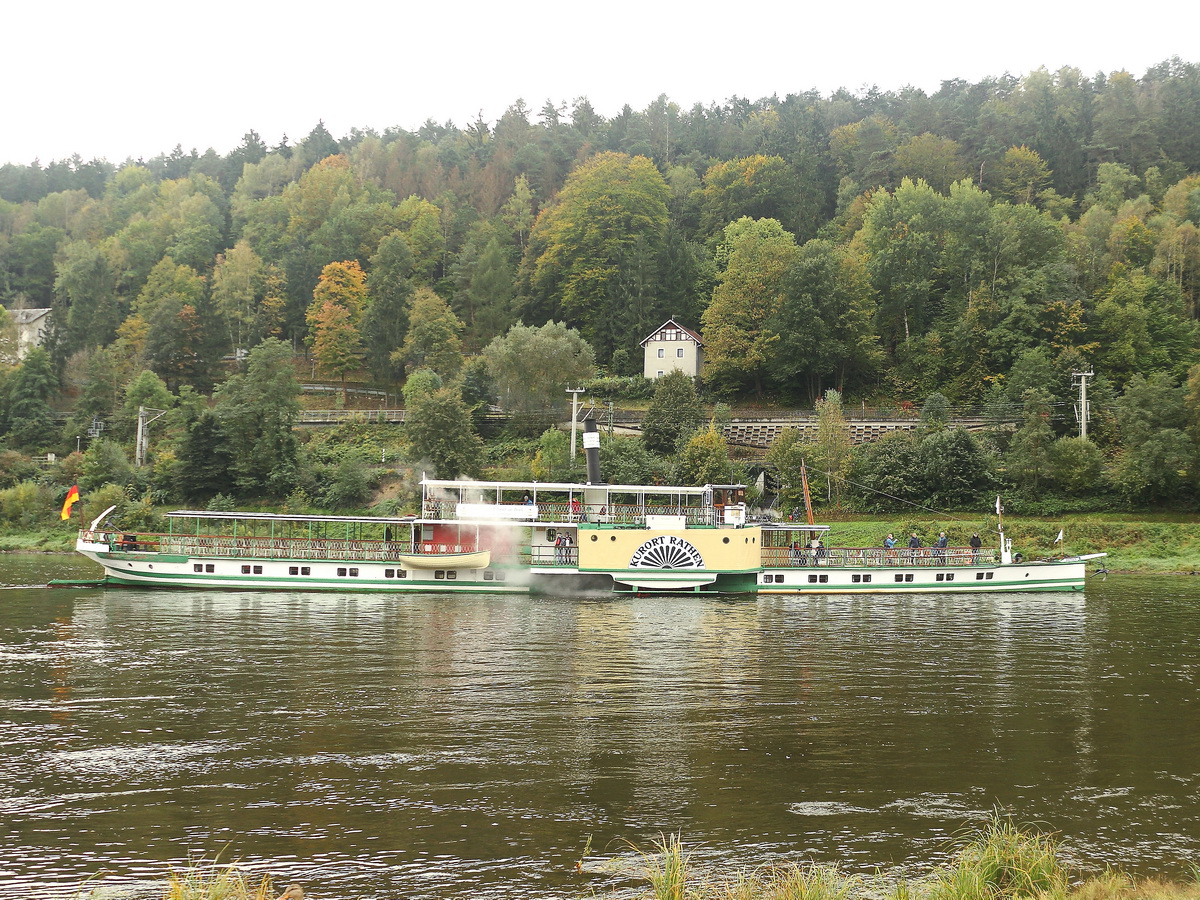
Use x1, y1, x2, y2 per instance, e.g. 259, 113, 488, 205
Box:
590, 535, 598, 542
610, 535, 616, 542
723, 537, 730, 544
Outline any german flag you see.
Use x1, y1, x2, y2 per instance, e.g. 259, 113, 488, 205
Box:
60, 484, 80, 521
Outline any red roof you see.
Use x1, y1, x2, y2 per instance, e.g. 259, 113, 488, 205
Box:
639, 318, 703, 347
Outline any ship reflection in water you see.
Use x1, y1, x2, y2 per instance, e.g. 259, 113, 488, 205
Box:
1, 560, 1198, 899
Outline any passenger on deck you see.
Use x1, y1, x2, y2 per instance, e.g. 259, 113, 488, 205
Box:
970, 532, 983, 563
907, 532, 922, 564
935, 532, 948, 562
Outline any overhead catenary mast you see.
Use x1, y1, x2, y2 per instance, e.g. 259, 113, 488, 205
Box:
1072, 370, 1094, 440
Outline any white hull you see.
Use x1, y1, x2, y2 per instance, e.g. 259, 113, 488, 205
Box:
77, 538, 1092, 596
76, 540, 524, 594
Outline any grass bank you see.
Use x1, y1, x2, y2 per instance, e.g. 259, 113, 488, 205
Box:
77, 821, 1200, 900
604, 820, 1200, 900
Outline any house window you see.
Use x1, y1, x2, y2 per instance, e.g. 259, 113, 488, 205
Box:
657, 348, 665, 358
676, 348, 684, 357
657, 371, 664, 377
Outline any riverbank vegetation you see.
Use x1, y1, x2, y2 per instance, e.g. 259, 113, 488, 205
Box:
611, 820, 1200, 900
5, 60, 1200, 545
75, 821, 1200, 900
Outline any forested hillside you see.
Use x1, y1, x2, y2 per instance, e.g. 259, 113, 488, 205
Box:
2, 60, 1200, 515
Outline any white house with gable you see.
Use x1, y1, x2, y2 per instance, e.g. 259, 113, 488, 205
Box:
641, 318, 703, 379
7, 308, 52, 362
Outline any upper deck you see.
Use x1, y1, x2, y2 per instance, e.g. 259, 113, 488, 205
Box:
419, 478, 750, 528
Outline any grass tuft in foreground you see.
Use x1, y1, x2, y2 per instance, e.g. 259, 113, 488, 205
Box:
163, 859, 275, 900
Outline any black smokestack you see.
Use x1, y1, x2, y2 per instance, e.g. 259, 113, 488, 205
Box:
583, 418, 603, 484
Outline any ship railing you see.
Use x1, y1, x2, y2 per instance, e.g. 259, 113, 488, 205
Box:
523, 547, 578, 567
129, 533, 417, 561
762, 546, 998, 568
422, 500, 713, 526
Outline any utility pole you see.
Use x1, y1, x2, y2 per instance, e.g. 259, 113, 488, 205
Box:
134, 406, 169, 467
566, 387, 585, 459
1072, 370, 1094, 440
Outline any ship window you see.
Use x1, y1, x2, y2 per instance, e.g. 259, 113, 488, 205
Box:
193, 564, 203, 573
301, 566, 311, 575
852, 574, 861, 583
348, 568, 359, 577
763, 574, 773, 584
435, 570, 445, 579
946, 573, 954, 581
484, 571, 494, 580
242, 565, 251, 574
446, 571, 456, 580
895, 574, 905, 582
290, 566, 300, 575
819, 574, 828, 583
494, 570, 505, 581
337, 567, 347, 576
976, 573, 985, 580
205, 564, 214, 573
808, 574, 818, 583
385, 568, 395, 578
905, 574, 914, 582
985, 572, 993, 580
397, 568, 407, 578
936, 573, 945, 582
253, 565, 262, 574
863, 574, 872, 583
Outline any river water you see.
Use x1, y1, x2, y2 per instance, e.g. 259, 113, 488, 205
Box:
1, 554, 1199, 898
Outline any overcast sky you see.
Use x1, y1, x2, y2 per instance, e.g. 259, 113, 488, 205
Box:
6, 0, 1198, 167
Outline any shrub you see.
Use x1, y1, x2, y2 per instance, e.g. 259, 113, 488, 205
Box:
0, 481, 56, 527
